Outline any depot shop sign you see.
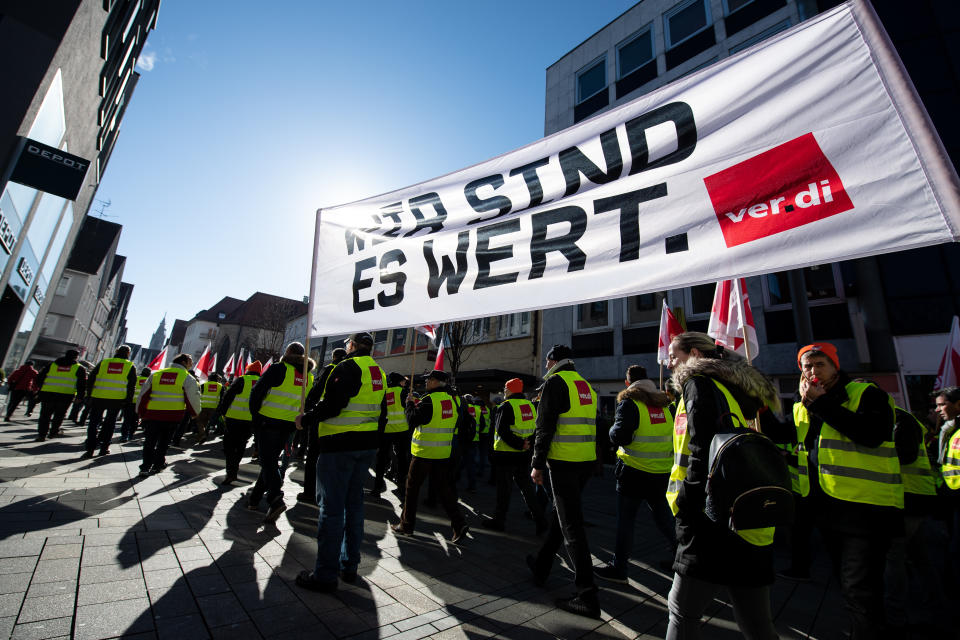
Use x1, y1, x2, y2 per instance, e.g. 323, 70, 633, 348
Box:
309, 1, 960, 337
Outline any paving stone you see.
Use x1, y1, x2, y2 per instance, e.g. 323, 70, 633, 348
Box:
0, 540, 44, 558
73, 597, 154, 640
143, 568, 184, 590
357, 601, 416, 627
80, 543, 139, 566
10, 616, 73, 640
186, 572, 230, 596
248, 601, 317, 636
149, 585, 200, 620
0, 616, 12, 639
232, 579, 299, 611
0, 556, 38, 574
25, 580, 75, 599
38, 544, 82, 560
77, 578, 148, 606
16, 594, 76, 624
208, 620, 262, 640
0, 574, 32, 595
140, 552, 181, 571
196, 592, 249, 628
384, 585, 442, 615
0, 592, 25, 617
155, 612, 209, 640
31, 558, 80, 584
308, 606, 368, 637
79, 562, 143, 584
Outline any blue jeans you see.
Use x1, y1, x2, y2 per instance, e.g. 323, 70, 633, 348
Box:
666, 573, 777, 640
614, 490, 676, 571
314, 449, 376, 583
251, 426, 294, 505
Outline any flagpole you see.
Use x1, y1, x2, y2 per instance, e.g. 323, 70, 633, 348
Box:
301, 209, 322, 419
409, 329, 417, 392
735, 279, 753, 365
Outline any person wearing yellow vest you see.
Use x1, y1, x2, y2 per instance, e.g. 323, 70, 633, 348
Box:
665, 332, 780, 640
120, 367, 152, 443
195, 372, 225, 443
456, 393, 482, 492
35, 349, 88, 441
527, 344, 601, 619
390, 369, 469, 543
372, 371, 411, 498
792, 342, 902, 640
248, 342, 315, 524
935, 388, 960, 612
480, 377, 546, 535
136, 353, 201, 476
82, 345, 137, 458
594, 365, 677, 584
214, 361, 263, 485
297, 348, 347, 504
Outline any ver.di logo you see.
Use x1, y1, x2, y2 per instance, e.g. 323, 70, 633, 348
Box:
703, 133, 854, 247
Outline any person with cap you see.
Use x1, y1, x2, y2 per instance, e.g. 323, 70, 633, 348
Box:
482, 377, 547, 535
4, 360, 38, 421
295, 332, 386, 593
527, 345, 601, 619
248, 342, 315, 523
792, 341, 903, 639
136, 353, 201, 475
391, 369, 469, 543
215, 360, 263, 485
120, 367, 152, 442
35, 349, 88, 441
297, 347, 348, 503
936, 387, 960, 586
371, 372, 411, 498
594, 364, 677, 583
82, 345, 137, 458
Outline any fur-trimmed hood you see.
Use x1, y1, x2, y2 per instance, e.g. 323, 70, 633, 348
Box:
617, 379, 671, 407
671, 356, 780, 412
281, 353, 316, 372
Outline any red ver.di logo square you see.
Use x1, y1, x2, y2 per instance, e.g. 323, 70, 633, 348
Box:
704, 133, 853, 247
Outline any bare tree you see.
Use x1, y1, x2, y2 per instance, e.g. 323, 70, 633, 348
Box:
441, 319, 487, 384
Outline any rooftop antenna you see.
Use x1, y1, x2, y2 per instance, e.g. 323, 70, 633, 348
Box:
94, 199, 115, 219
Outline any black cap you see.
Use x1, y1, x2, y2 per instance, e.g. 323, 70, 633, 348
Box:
427, 369, 449, 383
346, 332, 374, 347
387, 372, 407, 387
546, 344, 572, 362
331, 348, 347, 362
65, 349, 80, 360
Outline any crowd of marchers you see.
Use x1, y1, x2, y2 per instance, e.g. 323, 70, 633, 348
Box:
4, 330, 959, 640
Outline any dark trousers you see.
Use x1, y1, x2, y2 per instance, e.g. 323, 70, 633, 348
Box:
5, 389, 32, 419
250, 425, 294, 506
37, 397, 72, 438
493, 453, 546, 526
785, 494, 814, 574
223, 418, 253, 478
170, 414, 190, 446
301, 427, 320, 499
532, 462, 596, 593
822, 530, 891, 640
120, 404, 138, 439
374, 431, 410, 492
140, 420, 176, 471
400, 456, 465, 531
614, 487, 676, 569
85, 402, 122, 452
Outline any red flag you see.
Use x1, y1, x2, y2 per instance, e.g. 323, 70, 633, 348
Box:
415, 324, 439, 341
935, 316, 960, 390
261, 357, 274, 374
223, 353, 235, 378
194, 342, 213, 381
434, 336, 446, 371
658, 300, 684, 365
147, 346, 168, 371
707, 278, 759, 360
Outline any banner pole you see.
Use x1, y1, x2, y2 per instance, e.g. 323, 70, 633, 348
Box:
735, 279, 753, 366
410, 331, 417, 393
301, 209, 323, 417
659, 363, 664, 390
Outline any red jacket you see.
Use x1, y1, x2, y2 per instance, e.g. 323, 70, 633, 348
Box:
7, 365, 38, 392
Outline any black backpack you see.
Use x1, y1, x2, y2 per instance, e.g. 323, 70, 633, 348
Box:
704, 429, 795, 534
451, 396, 476, 452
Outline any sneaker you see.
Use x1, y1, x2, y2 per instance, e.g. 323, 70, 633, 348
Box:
451, 524, 470, 544
593, 564, 628, 584
295, 570, 337, 593
556, 590, 601, 619
148, 466, 164, 475
97, 448, 110, 457
480, 517, 505, 531
526, 554, 547, 587
390, 522, 414, 536
776, 568, 811, 582
138, 469, 150, 478
34, 435, 45, 442
24, 413, 32, 418
80, 450, 94, 459
338, 569, 358, 584
264, 500, 287, 523
217, 475, 236, 486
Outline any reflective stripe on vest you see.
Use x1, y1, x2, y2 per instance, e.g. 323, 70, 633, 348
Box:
794, 382, 903, 508
90, 358, 133, 400
666, 376, 774, 547
467, 404, 482, 442
384, 386, 407, 434
200, 382, 221, 409
145, 368, 187, 411
617, 401, 674, 474
260, 363, 313, 422
943, 429, 960, 490
493, 399, 537, 453
40, 363, 80, 395
410, 391, 456, 459
547, 371, 597, 462
225, 375, 260, 421
317, 355, 385, 437
896, 408, 937, 496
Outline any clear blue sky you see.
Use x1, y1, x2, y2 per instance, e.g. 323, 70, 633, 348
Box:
100, 1, 639, 346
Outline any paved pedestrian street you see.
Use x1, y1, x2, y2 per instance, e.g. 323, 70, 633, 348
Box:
0, 412, 947, 639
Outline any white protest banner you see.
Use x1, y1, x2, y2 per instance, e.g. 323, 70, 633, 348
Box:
310, 0, 960, 337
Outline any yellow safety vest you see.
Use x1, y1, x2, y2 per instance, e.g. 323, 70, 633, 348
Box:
493, 398, 537, 452
200, 381, 222, 409
546, 370, 597, 462
317, 355, 385, 437
896, 408, 937, 497
225, 374, 260, 421
667, 377, 774, 546
90, 358, 133, 400
259, 362, 314, 422
617, 400, 674, 474
40, 363, 80, 396
793, 382, 902, 508
942, 427, 960, 491
383, 386, 407, 434
480, 405, 490, 434
410, 391, 456, 459
467, 404, 483, 442
134, 376, 148, 402
145, 368, 187, 412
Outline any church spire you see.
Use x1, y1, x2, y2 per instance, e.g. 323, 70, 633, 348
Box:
148, 314, 167, 351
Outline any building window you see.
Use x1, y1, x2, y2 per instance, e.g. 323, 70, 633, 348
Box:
496, 313, 530, 339
575, 301, 610, 331
626, 292, 666, 326
372, 330, 388, 357
390, 328, 407, 354
617, 27, 654, 79
466, 317, 491, 342
414, 331, 431, 351
576, 56, 606, 104
684, 283, 715, 317
764, 272, 792, 307
665, 0, 712, 48
724, 0, 754, 13
762, 265, 845, 310
55, 275, 72, 296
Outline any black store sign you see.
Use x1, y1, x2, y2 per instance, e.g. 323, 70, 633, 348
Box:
9, 138, 89, 201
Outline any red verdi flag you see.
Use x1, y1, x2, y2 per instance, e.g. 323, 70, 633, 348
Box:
935, 316, 960, 390
708, 278, 759, 360
147, 346, 168, 371
658, 300, 684, 365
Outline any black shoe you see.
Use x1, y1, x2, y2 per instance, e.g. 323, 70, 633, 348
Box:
296, 491, 315, 504
264, 499, 287, 523
34, 435, 45, 442
24, 413, 32, 418
451, 524, 470, 544
149, 465, 164, 475
526, 554, 546, 587
339, 569, 358, 584
390, 522, 413, 536
295, 570, 337, 593
556, 590, 601, 619
218, 475, 236, 486
480, 517, 505, 531
594, 564, 628, 584
80, 450, 94, 459
97, 448, 109, 457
